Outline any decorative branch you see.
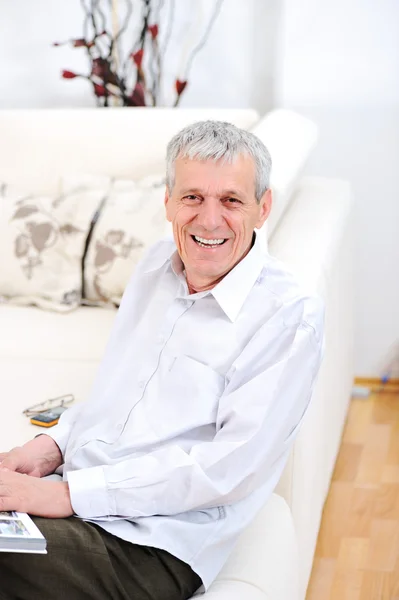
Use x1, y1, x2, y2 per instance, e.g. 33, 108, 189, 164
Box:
160, 0, 174, 60
54, 0, 225, 107
182, 0, 224, 82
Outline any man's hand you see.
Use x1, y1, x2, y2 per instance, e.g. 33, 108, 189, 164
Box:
0, 469, 73, 518
0, 435, 63, 478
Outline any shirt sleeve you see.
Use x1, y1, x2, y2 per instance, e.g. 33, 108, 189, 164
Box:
45, 403, 85, 457
67, 302, 325, 519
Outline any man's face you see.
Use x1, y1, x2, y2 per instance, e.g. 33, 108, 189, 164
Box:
164, 155, 272, 291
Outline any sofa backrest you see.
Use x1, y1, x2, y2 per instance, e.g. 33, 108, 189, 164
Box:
0, 108, 259, 196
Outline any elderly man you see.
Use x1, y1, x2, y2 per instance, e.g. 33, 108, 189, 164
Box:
0, 121, 324, 600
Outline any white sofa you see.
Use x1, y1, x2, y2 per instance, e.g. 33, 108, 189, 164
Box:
0, 108, 354, 599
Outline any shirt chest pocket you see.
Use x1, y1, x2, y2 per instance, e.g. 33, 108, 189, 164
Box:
146, 354, 225, 440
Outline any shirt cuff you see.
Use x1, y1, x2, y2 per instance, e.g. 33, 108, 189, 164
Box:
67, 466, 111, 518
43, 422, 71, 457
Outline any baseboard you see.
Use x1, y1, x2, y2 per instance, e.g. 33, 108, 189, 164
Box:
355, 377, 399, 393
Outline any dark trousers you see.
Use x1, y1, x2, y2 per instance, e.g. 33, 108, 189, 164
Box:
0, 516, 202, 600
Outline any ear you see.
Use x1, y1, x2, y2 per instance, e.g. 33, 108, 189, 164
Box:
164, 187, 172, 223
255, 189, 272, 229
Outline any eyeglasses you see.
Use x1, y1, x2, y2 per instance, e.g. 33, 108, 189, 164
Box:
22, 394, 75, 417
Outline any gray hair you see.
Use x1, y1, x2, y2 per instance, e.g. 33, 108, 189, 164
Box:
166, 120, 272, 203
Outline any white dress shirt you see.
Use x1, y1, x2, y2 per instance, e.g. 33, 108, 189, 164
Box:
48, 231, 324, 593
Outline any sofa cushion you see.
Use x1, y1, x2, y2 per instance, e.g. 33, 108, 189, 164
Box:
0, 305, 116, 361
205, 494, 299, 600
0, 183, 103, 312
1, 358, 100, 449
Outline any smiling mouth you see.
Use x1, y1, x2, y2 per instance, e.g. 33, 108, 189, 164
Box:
191, 235, 228, 248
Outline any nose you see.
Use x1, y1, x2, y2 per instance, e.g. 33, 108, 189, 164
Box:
196, 198, 224, 231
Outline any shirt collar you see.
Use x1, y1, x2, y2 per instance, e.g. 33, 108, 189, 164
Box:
210, 232, 265, 322
143, 232, 266, 322
142, 235, 176, 274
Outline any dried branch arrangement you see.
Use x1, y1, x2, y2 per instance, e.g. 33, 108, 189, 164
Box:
54, 0, 224, 107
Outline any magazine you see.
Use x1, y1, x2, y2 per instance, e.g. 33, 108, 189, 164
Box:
0, 511, 47, 553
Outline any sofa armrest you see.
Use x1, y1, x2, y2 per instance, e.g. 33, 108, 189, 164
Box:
250, 109, 319, 241
269, 176, 355, 598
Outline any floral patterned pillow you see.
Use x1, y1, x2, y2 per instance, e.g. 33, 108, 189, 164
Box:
0, 183, 105, 311
60, 174, 168, 306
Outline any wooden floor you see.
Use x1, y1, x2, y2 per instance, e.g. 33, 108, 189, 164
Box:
306, 389, 399, 600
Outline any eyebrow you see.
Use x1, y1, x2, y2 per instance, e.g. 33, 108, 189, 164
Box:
180, 188, 245, 198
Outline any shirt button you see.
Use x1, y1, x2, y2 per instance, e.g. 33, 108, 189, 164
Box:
138, 381, 145, 389
157, 335, 164, 344
117, 423, 123, 432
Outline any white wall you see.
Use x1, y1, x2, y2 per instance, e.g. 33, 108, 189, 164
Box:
278, 0, 399, 377
0, 0, 278, 113
0, 0, 94, 108
278, 0, 399, 108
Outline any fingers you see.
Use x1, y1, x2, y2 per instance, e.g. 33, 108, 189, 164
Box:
0, 448, 24, 473
0, 470, 18, 512
0, 455, 19, 472
0, 497, 13, 512
0, 453, 10, 470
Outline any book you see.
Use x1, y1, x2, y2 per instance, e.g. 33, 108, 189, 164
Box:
0, 511, 47, 554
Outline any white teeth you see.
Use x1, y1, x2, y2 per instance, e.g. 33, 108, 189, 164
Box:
194, 236, 225, 246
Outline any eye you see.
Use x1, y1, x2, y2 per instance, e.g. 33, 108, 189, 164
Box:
225, 197, 241, 204
183, 195, 200, 201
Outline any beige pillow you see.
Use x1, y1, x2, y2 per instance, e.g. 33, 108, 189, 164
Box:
61, 174, 168, 306
0, 183, 104, 312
